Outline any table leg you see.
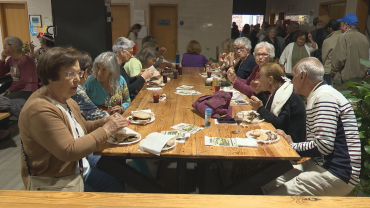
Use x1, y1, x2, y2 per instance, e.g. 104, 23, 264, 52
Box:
219, 160, 293, 195
197, 162, 211, 194
97, 156, 167, 193
177, 161, 186, 193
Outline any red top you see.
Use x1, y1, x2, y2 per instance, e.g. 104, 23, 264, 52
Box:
233, 65, 270, 97
0, 55, 37, 93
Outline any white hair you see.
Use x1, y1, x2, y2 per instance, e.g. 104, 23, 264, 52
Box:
91, 52, 121, 89
294, 57, 324, 83
253, 42, 275, 60
4, 36, 23, 53
234, 37, 252, 51
112, 37, 135, 54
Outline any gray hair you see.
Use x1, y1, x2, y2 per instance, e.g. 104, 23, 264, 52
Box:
112, 37, 135, 54
291, 23, 299, 28
234, 37, 252, 51
91, 52, 121, 89
266, 27, 276, 35
253, 42, 275, 60
294, 57, 324, 83
135, 46, 157, 66
4, 36, 23, 53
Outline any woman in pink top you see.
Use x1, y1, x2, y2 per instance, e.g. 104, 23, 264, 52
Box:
181, 40, 208, 67
227, 42, 275, 97
0, 36, 37, 100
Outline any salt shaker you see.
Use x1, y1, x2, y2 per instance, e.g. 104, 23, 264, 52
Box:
205, 108, 212, 127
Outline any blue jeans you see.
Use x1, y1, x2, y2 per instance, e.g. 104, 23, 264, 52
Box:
84, 153, 125, 192
84, 166, 125, 192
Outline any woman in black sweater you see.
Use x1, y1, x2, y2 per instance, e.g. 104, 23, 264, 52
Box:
113, 37, 153, 100
249, 63, 306, 143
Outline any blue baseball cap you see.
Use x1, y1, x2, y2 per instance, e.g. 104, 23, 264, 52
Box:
337, 13, 358, 26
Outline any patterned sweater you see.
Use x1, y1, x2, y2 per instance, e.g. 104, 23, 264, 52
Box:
290, 83, 361, 186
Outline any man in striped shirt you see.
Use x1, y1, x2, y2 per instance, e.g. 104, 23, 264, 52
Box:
262, 57, 361, 196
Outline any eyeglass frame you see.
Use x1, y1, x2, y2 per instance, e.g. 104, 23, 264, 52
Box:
254, 53, 270, 58
234, 46, 247, 51
62, 70, 84, 79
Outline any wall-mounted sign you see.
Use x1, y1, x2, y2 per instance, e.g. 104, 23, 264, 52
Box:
180, 21, 184, 25
134, 10, 145, 25
157, 19, 170, 26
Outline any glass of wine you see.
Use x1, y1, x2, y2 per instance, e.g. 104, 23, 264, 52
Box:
234, 112, 244, 134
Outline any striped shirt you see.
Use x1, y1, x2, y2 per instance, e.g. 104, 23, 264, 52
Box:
290, 83, 361, 186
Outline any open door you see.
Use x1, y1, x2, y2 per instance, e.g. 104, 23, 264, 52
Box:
51, 0, 111, 59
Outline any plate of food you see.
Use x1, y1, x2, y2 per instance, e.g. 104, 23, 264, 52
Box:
242, 110, 264, 123
107, 129, 141, 145
162, 138, 176, 151
127, 111, 155, 125
246, 129, 280, 143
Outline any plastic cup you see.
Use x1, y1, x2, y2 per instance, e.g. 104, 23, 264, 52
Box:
178, 66, 183, 75
153, 90, 160, 103
207, 71, 212, 78
173, 70, 178, 79
163, 73, 168, 83
176, 63, 179, 69
215, 81, 221, 92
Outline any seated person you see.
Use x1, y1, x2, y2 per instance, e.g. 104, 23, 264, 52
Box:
29, 34, 55, 63
142, 36, 174, 69
227, 42, 274, 97
71, 51, 109, 121
113, 37, 153, 100
0, 36, 38, 99
214, 38, 237, 72
19, 46, 126, 192
249, 63, 306, 143
231, 37, 257, 79
263, 57, 360, 196
123, 46, 157, 77
86, 52, 131, 114
181, 40, 208, 67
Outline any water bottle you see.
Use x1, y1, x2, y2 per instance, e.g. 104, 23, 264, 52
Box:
176, 51, 180, 63
205, 108, 212, 127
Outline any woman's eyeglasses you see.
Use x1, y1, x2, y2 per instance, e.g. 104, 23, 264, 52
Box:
62, 70, 84, 79
255, 53, 269, 58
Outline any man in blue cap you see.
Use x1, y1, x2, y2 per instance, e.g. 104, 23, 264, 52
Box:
331, 13, 369, 90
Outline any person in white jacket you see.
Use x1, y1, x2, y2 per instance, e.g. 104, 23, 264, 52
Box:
279, 30, 317, 75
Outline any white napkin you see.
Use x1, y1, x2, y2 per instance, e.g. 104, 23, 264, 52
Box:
139, 132, 176, 156
146, 87, 162, 91
148, 65, 161, 77
271, 82, 293, 117
236, 138, 258, 147
110, 127, 141, 143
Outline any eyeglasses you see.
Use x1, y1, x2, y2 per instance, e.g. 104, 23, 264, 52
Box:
62, 70, 84, 79
235, 47, 246, 51
255, 53, 269, 58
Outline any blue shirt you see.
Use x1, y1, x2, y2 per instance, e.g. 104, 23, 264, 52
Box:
85, 75, 131, 111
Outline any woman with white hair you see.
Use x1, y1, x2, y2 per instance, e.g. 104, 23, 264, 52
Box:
113, 37, 153, 100
0, 36, 38, 99
85, 52, 131, 115
230, 37, 257, 79
228, 41, 275, 97
124, 45, 157, 77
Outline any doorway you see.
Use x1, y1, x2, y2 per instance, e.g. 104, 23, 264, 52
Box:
111, 3, 130, 45
149, 4, 177, 61
0, 2, 30, 45
269, 13, 275, 25
319, 0, 347, 20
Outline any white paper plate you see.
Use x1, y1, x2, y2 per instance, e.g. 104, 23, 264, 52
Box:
107, 135, 141, 145
127, 115, 155, 125
241, 110, 264, 123
162, 140, 176, 151
246, 129, 280, 143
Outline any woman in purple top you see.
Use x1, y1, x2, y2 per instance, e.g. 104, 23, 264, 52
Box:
181, 40, 208, 67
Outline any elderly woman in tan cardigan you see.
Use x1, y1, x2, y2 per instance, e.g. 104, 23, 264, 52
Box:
19, 47, 127, 192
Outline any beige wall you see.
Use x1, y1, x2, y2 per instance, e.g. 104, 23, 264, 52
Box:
0, 0, 52, 50
112, 0, 233, 61
265, 0, 357, 31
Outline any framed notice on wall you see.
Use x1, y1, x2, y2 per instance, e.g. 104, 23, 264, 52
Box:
134, 10, 145, 25
29, 15, 42, 27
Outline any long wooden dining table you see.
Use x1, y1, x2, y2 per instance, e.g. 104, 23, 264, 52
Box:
95, 67, 301, 194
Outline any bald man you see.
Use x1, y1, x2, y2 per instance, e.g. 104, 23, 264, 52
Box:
262, 57, 361, 196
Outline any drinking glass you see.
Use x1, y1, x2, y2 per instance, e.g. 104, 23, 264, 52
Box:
234, 112, 244, 134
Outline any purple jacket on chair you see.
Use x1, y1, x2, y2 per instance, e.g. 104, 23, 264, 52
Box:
192, 91, 233, 118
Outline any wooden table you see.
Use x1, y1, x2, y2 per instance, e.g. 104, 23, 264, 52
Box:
0, 112, 10, 121
95, 67, 300, 194
1, 190, 369, 208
